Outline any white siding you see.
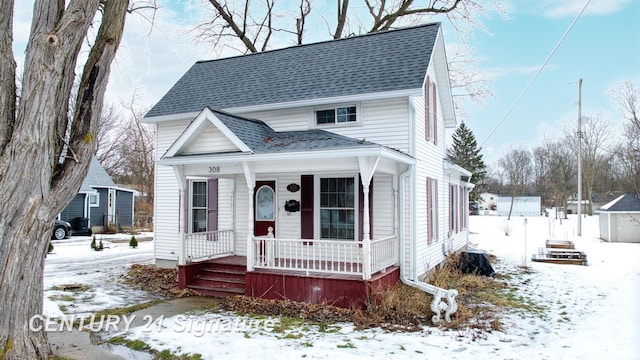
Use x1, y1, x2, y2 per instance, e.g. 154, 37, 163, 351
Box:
330, 99, 410, 153
218, 178, 235, 232
239, 98, 410, 153
242, 108, 309, 132
234, 175, 248, 256
183, 125, 238, 155
154, 120, 191, 262
372, 174, 394, 238
409, 66, 467, 280
275, 174, 302, 240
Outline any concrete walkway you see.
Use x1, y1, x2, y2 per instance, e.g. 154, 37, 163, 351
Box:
48, 297, 216, 360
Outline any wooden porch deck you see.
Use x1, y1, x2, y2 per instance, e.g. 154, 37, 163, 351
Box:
180, 256, 400, 308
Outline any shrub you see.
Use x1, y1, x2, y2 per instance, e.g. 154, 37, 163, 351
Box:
129, 235, 138, 248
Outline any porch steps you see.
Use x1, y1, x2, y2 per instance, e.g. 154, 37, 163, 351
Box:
186, 258, 247, 298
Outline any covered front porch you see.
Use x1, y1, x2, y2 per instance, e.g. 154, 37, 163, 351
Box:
160, 109, 413, 305
165, 148, 411, 305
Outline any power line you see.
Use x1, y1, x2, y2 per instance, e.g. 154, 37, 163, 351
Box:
480, 0, 593, 147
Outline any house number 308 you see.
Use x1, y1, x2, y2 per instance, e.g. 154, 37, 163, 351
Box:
208, 166, 221, 173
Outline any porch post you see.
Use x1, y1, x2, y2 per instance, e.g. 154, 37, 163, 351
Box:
243, 162, 256, 271
359, 156, 380, 280
362, 184, 372, 279
174, 165, 187, 265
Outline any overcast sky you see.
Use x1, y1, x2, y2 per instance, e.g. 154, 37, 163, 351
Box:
12, 1, 640, 166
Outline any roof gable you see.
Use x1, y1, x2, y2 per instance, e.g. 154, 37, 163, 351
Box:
145, 23, 441, 119
81, 157, 116, 191
164, 108, 255, 157
599, 193, 640, 212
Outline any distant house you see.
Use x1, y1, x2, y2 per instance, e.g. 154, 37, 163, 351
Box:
598, 193, 640, 243
479, 192, 499, 211
496, 196, 541, 217
59, 157, 136, 233
143, 23, 471, 309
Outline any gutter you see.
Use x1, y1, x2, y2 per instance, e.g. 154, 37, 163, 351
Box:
398, 164, 458, 323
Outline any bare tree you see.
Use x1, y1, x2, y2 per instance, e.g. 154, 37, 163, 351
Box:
497, 148, 532, 220
0, 1, 132, 358
532, 146, 549, 205
545, 139, 576, 220
566, 112, 613, 215
194, 0, 499, 111
611, 79, 640, 194
95, 97, 155, 228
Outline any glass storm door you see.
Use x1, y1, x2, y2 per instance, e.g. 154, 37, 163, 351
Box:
254, 181, 276, 236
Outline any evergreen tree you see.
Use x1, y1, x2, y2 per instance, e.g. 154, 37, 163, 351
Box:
447, 122, 487, 204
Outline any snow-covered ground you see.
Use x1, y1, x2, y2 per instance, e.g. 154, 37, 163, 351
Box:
43, 216, 640, 359
44, 234, 156, 317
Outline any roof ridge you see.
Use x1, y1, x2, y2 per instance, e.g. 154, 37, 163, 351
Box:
194, 22, 441, 65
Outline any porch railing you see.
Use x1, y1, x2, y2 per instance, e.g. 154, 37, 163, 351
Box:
252, 235, 398, 279
371, 235, 398, 274
185, 229, 234, 263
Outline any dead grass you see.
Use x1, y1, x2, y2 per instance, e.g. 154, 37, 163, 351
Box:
123, 254, 539, 336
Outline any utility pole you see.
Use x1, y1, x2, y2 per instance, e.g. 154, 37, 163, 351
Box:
577, 78, 583, 236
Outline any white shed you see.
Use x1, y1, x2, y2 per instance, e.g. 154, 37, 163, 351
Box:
496, 196, 541, 217
598, 193, 640, 243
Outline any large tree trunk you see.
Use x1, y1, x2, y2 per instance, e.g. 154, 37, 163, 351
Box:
0, 1, 128, 358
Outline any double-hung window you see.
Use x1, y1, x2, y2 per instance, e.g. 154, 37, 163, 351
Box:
191, 181, 207, 233
315, 106, 357, 125
89, 193, 99, 207
320, 177, 355, 240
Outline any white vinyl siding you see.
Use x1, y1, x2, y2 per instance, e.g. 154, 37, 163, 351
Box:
372, 175, 394, 238
411, 64, 466, 279
182, 125, 239, 155
154, 119, 191, 262
239, 98, 410, 153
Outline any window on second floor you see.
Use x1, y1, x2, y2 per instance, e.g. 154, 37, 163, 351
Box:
315, 106, 357, 125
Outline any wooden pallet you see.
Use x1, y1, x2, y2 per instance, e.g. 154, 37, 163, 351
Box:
545, 240, 575, 249
532, 247, 587, 266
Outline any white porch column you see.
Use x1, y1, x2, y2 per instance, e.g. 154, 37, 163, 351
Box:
359, 156, 380, 280
243, 162, 256, 271
173, 165, 187, 265
392, 174, 399, 236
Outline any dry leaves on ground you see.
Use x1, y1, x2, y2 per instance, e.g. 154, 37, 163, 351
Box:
123, 264, 199, 298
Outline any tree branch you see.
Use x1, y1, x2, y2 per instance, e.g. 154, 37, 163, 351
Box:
209, 0, 258, 53
50, 0, 129, 209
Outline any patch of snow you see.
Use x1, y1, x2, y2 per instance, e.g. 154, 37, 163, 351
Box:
44, 216, 640, 359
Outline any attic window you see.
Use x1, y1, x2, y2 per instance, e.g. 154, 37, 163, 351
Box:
315, 106, 357, 125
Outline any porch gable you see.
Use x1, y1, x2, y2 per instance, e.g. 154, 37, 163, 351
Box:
164, 107, 253, 158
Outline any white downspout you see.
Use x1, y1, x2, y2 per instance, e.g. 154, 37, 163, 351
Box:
398, 164, 458, 324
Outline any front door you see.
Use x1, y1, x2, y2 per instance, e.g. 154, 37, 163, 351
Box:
254, 181, 276, 236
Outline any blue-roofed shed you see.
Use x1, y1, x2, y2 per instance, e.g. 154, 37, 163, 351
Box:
59, 157, 136, 233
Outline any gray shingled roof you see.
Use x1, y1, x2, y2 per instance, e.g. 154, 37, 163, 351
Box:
599, 193, 640, 212
146, 23, 440, 118
209, 110, 377, 154
80, 157, 116, 191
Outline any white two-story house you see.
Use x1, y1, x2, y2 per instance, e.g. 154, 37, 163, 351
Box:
143, 23, 471, 310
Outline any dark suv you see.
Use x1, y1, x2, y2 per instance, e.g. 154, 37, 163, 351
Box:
52, 219, 72, 240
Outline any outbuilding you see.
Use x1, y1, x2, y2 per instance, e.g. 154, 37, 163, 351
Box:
598, 193, 640, 243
